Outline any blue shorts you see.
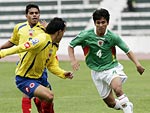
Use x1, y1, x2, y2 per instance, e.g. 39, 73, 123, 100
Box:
15, 69, 52, 99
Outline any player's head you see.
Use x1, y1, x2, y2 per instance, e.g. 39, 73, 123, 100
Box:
46, 17, 66, 43
92, 8, 110, 23
92, 8, 110, 36
25, 4, 40, 26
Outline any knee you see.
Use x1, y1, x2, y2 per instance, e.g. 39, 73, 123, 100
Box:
44, 92, 54, 103
114, 86, 123, 97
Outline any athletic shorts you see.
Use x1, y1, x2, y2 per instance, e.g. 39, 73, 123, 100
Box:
91, 63, 127, 99
15, 69, 51, 99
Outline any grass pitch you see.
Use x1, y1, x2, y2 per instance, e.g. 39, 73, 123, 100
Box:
0, 60, 149, 113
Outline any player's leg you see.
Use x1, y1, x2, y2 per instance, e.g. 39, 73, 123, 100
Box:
118, 94, 133, 113
16, 76, 54, 113
22, 94, 31, 113
39, 69, 55, 113
41, 101, 54, 113
111, 76, 133, 113
91, 70, 122, 110
41, 87, 54, 113
15, 76, 32, 113
34, 85, 53, 102
33, 97, 42, 113
33, 71, 47, 113
34, 97, 55, 113
34, 84, 54, 113
103, 90, 122, 110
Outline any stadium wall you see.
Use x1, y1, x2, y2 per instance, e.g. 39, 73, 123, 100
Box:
0, 36, 150, 62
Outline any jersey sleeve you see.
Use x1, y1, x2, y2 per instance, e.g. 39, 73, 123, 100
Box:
9, 24, 19, 45
46, 55, 66, 79
69, 31, 86, 48
0, 34, 46, 58
115, 35, 130, 53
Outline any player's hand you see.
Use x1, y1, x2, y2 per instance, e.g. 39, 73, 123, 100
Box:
40, 20, 48, 28
71, 60, 80, 71
136, 65, 145, 75
64, 71, 74, 79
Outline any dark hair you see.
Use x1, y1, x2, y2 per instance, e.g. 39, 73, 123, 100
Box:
46, 17, 66, 34
25, 4, 40, 14
92, 8, 110, 23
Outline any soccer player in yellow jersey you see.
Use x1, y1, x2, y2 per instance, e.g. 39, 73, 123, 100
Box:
0, 17, 73, 112
0, 4, 59, 113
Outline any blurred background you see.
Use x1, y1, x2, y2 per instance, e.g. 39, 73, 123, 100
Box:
0, 0, 150, 60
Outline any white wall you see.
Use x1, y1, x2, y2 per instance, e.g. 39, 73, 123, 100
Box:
1, 36, 150, 61
1, 36, 150, 55
116, 36, 150, 54
58, 36, 150, 60
58, 36, 150, 55
86, 0, 127, 30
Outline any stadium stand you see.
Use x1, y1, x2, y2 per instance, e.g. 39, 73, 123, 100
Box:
0, 0, 101, 39
1, 0, 150, 38
112, 0, 150, 36
1, 0, 150, 61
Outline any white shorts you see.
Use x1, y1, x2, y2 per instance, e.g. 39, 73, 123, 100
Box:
91, 63, 127, 99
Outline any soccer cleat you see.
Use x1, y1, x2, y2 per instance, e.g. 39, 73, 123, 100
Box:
122, 102, 133, 113
129, 102, 133, 113
114, 99, 122, 110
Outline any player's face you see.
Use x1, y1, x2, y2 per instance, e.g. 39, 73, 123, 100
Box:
26, 8, 40, 27
55, 28, 66, 43
95, 17, 108, 36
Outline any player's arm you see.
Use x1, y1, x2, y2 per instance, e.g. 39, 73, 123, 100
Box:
68, 32, 86, 71
116, 36, 145, 75
0, 41, 15, 50
0, 37, 44, 58
9, 23, 20, 46
68, 45, 80, 71
0, 44, 26, 58
0, 24, 19, 50
47, 55, 73, 79
126, 51, 145, 75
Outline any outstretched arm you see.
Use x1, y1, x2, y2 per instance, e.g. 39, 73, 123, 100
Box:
0, 37, 43, 58
126, 51, 145, 75
68, 46, 80, 71
0, 43, 26, 58
47, 55, 73, 79
0, 41, 14, 49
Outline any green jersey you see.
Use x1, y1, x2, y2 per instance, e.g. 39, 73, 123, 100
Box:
69, 28, 130, 71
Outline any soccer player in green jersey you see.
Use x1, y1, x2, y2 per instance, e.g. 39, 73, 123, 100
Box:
0, 4, 57, 113
0, 17, 73, 113
68, 8, 145, 113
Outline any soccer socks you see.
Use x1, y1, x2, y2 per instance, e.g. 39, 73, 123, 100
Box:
33, 97, 42, 113
114, 99, 122, 110
118, 94, 133, 113
41, 101, 54, 113
22, 97, 54, 113
22, 97, 31, 113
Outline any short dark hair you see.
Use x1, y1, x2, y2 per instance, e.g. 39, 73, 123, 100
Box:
46, 17, 66, 34
92, 8, 110, 23
25, 4, 40, 14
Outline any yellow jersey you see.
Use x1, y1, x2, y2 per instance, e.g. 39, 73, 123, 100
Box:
0, 33, 66, 79
10, 21, 45, 45
9, 21, 45, 58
